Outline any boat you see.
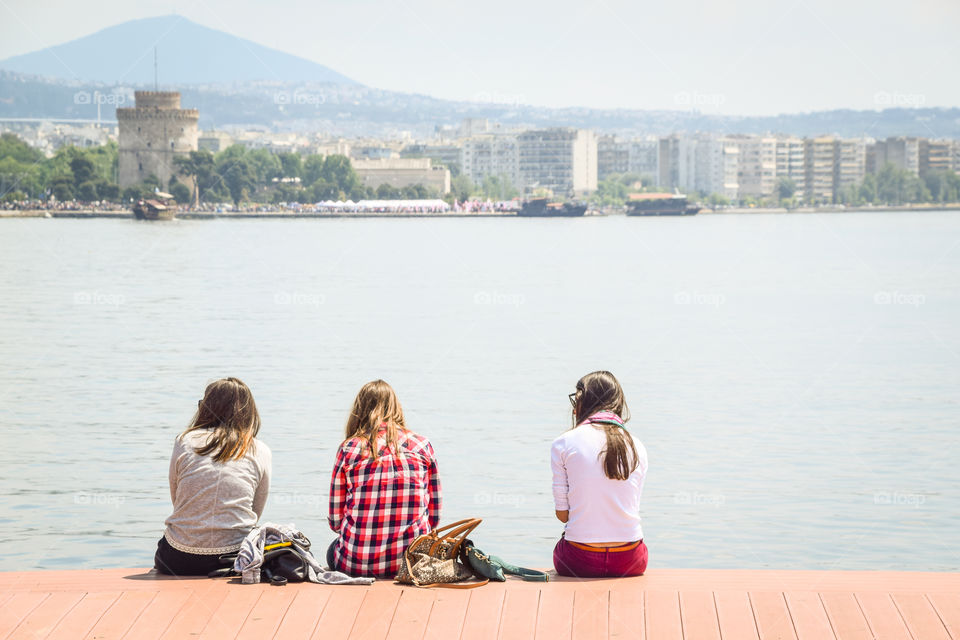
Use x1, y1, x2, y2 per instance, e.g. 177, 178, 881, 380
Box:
625, 193, 701, 216
517, 198, 587, 217
132, 191, 176, 220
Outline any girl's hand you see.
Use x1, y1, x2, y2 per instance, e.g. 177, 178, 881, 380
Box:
555, 510, 569, 523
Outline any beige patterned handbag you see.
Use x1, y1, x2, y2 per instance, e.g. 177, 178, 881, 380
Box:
395, 518, 489, 588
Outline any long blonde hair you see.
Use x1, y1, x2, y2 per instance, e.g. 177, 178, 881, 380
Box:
344, 379, 406, 460
182, 377, 261, 463
571, 370, 638, 481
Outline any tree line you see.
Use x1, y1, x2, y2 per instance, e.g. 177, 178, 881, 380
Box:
0, 134, 447, 206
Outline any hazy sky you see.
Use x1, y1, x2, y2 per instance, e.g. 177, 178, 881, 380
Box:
1, 0, 958, 115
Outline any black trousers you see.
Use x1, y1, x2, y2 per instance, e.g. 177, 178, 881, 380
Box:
154, 537, 232, 576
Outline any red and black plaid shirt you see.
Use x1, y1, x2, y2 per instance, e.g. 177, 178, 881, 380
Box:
328, 428, 441, 578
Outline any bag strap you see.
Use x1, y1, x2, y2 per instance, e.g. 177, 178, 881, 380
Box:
413, 578, 490, 589
428, 519, 482, 557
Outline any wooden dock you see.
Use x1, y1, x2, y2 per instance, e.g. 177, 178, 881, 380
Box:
1, 568, 958, 639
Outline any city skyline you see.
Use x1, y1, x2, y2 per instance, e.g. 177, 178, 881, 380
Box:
1, 0, 958, 116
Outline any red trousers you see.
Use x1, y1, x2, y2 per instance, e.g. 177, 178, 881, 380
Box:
553, 536, 648, 578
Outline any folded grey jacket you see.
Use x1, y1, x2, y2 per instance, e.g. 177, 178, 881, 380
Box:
234, 522, 374, 585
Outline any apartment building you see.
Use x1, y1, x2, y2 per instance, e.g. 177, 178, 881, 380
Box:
775, 136, 806, 199
919, 139, 954, 178
460, 134, 520, 189
735, 135, 777, 200
804, 137, 838, 203
517, 128, 597, 195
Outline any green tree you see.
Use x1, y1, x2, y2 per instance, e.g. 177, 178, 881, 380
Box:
450, 174, 474, 202
278, 152, 303, 179
775, 177, 796, 201
169, 180, 191, 204
77, 180, 98, 201
221, 159, 256, 206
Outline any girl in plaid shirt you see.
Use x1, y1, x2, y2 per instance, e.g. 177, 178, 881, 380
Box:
327, 380, 441, 578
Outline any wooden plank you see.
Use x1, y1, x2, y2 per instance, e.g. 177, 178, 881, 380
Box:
608, 588, 643, 640
273, 588, 332, 639
892, 593, 951, 640
713, 590, 760, 640
9, 591, 84, 640
928, 594, 960, 640
498, 588, 540, 640
0, 592, 50, 637
422, 589, 470, 640
348, 587, 402, 640
785, 592, 836, 640
644, 590, 683, 640
749, 592, 798, 640
122, 590, 192, 640
534, 586, 574, 640
854, 593, 912, 640
385, 588, 436, 640
679, 591, 720, 640
197, 587, 264, 639
83, 590, 157, 640
309, 588, 368, 640
47, 591, 121, 640
157, 588, 228, 640
572, 588, 608, 640
234, 588, 295, 640
819, 592, 873, 640
460, 588, 506, 640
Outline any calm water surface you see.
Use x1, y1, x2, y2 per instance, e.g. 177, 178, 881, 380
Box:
0, 212, 958, 571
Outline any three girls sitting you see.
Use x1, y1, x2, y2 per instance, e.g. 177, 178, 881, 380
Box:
157, 372, 646, 579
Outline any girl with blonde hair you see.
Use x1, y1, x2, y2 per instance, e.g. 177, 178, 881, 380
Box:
327, 380, 441, 577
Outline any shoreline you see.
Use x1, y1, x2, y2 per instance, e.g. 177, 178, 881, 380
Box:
3, 204, 960, 219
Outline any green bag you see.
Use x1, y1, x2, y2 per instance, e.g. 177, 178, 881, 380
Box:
461, 540, 549, 582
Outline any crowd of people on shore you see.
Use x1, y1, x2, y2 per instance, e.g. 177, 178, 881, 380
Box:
155, 372, 648, 582
2, 198, 522, 215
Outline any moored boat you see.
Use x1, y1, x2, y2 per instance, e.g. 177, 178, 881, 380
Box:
626, 193, 700, 216
132, 191, 176, 220
518, 198, 587, 217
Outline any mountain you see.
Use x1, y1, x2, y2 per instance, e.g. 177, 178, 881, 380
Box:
0, 15, 356, 86
4, 70, 959, 140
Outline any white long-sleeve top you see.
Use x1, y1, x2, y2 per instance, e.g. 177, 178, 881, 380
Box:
550, 424, 647, 543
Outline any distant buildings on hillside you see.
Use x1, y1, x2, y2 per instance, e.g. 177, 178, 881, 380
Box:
5, 105, 960, 202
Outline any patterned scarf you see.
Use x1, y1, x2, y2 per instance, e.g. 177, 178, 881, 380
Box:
580, 410, 625, 428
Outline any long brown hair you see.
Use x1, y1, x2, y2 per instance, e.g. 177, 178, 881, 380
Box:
182, 377, 261, 463
571, 370, 638, 481
344, 379, 406, 460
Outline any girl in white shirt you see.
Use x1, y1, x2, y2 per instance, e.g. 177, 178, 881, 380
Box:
551, 370, 648, 577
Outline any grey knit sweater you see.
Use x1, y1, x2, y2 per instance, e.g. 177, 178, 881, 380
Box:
163, 430, 272, 555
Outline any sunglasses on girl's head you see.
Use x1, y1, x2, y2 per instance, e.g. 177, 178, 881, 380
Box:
568, 392, 578, 407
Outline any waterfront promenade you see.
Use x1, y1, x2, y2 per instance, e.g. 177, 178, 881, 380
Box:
1, 568, 958, 639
